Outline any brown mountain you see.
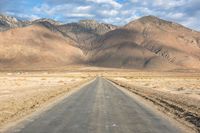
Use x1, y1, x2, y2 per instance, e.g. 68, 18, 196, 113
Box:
56, 20, 117, 50
124, 16, 200, 69
0, 15, 200, 70
86, 16, 200, 70
0, 24, 83, 69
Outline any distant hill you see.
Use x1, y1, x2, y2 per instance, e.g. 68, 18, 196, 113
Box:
88, 16, 200, 70
0, 24, 83, 69
0, 14, 200, 70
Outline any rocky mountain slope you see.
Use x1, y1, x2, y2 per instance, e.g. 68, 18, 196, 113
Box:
56, 20, 117, 50
88, 16, 200, 69
125, 16, 200, 69
0, 14, 200, 70
0, 14, 23, 31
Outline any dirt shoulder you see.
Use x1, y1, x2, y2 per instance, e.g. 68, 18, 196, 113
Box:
0, 73, 93, 130
108, 78, 200, 133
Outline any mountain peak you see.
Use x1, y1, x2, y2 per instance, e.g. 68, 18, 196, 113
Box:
76, 19, 117, 34
141, 15, 159, 19
126, 15, 179, 29
0, 14, 20, 24
0, 14, 19, 23
0, 14, 22, 31
33, 18, 62, 25
138, 15, 167, 23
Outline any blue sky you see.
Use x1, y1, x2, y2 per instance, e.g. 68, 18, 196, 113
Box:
0, 0, 199, 30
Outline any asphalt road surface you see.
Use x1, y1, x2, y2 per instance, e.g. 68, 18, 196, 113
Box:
7, 77, 185, 133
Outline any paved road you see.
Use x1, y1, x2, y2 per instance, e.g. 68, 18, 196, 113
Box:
7, 77, 185, 133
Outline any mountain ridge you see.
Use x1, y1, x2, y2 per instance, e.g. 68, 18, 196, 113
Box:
0, 14, 200, 70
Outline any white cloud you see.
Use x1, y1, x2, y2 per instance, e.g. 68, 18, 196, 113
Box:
76, 6, 92, 12
168, 12, 185, 19
33, 3, 93, 18
100, 10, 118, 17
86, 0, 122, 8
64, 13, 94, 18
1, 0, 200, 30
33, 4, 54, 15
154, 0, 187, 9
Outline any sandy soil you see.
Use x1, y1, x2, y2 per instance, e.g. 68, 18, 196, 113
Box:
106, 72, 200, 132
0, 70, 199, 132
113, 76, 200, 100
0, 72, 91, 128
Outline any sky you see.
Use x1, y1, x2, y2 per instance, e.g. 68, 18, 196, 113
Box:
0, 0, 199, 30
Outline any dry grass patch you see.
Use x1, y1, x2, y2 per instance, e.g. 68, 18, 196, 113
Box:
105, 71, 200, 132
0, 72, 92, 128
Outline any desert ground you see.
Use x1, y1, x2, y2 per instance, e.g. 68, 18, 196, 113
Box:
0, 71, 93, 129
0, 69, 199, 132
105, 71, 200, 132
106, 71, 200, 100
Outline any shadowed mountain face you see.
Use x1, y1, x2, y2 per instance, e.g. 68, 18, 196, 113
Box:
0, 14, 200, 70
89, 16, 200, 70
124, 16, 200, 69
56, 20, 117, 50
